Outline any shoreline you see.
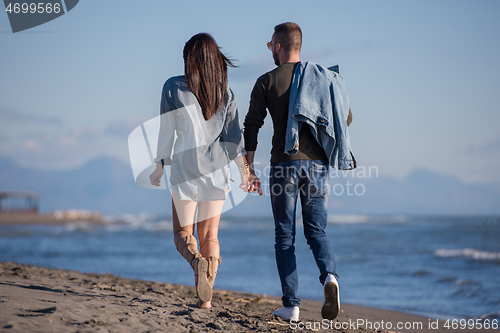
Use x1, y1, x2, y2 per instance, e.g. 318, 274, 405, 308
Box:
0, 261, 492, 332
0, 211, 103, 225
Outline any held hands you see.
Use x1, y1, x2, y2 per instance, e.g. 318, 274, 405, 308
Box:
237, 162, 263, 196
247, 173, 263, 196
150, 160, 263, 195
238, 172, 262, 195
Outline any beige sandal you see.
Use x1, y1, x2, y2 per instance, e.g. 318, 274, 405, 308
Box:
174, 233, 211, 302
195, 255, 220, 309
199, 239, 221, 287
206, 256, 221, 287
198, 239, 222, 308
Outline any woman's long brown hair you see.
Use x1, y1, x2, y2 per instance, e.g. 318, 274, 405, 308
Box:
183, 33, 236, 121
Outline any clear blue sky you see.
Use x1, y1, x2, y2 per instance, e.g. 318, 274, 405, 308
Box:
1, 0, 499, 183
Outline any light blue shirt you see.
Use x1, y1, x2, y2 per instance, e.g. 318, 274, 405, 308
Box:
285, 61, 356, 170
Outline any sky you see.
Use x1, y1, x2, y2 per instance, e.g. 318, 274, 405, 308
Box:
1, 0, 500, 183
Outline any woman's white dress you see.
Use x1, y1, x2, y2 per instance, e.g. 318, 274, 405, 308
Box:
154, 76, 245, 202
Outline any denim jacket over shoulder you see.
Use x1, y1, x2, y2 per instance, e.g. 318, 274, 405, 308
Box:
285, 61, 356, 170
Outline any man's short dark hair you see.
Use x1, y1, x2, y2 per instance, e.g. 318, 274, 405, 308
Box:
274, 22, 302, 53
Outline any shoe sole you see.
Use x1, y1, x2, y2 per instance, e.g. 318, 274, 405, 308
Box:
321, 281, 339, 320
197, 258, 212, 302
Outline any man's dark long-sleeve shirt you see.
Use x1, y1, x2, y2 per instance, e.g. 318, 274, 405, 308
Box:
244, 62, 351, 163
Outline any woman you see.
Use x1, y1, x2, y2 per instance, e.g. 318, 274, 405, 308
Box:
149, 33, 257, 308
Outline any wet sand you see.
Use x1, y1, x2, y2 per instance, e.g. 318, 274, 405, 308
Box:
0, 261, 489, 332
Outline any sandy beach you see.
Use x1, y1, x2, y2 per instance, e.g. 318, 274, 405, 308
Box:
0, 261, 493, 333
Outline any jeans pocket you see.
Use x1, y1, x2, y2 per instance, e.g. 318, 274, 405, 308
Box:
307, 163, 328, 197
313, 163, 328, 172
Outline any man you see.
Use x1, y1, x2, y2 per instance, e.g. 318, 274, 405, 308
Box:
244, 22, 353, 321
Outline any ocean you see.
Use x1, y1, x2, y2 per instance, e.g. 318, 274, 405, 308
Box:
0, 214, 499, 321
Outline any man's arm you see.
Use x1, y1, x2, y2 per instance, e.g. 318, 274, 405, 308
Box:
347, 108, 352, 127
243, 77, 268, 195
243, 77, 268, 172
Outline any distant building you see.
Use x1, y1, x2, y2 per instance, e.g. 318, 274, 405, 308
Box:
0, 191, 39, 213
53, 209, 101, 220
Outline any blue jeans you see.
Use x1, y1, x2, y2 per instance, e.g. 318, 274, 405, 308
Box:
269, 159, 338, 307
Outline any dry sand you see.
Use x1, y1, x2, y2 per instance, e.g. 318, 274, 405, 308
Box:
0, 261, 489, 333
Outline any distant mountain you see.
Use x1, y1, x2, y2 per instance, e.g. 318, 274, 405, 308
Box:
325, 168, 500, 215
0, 156, 170, 215
0, 156, 499, 216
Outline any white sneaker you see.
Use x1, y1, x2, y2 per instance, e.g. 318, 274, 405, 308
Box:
321, 274, 340, 320
273, 305, 300, 321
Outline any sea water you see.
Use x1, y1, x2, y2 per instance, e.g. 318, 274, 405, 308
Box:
0, 214, 499, 321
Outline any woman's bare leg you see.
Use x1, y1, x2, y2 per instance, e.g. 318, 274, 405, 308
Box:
171, 192, 212, 303
172, 191, 197, 233
172, 191, 197, 252
197, 200, 224, 258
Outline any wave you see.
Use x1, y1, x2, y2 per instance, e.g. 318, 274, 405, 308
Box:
97, 213, 409, 229
477, 312, 500, 321
101, 214, 269, 232
102, 212, 156, 225
327, 214, 407, 224
101, 213, 172, 232
435, 248, 500, 262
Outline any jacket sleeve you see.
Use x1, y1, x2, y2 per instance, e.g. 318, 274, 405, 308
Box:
220, 88, 246, 160
154, 82, 176, 165
328, 65, 353, 127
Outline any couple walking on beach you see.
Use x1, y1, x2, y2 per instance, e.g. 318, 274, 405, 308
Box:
149, 22, 356, 321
